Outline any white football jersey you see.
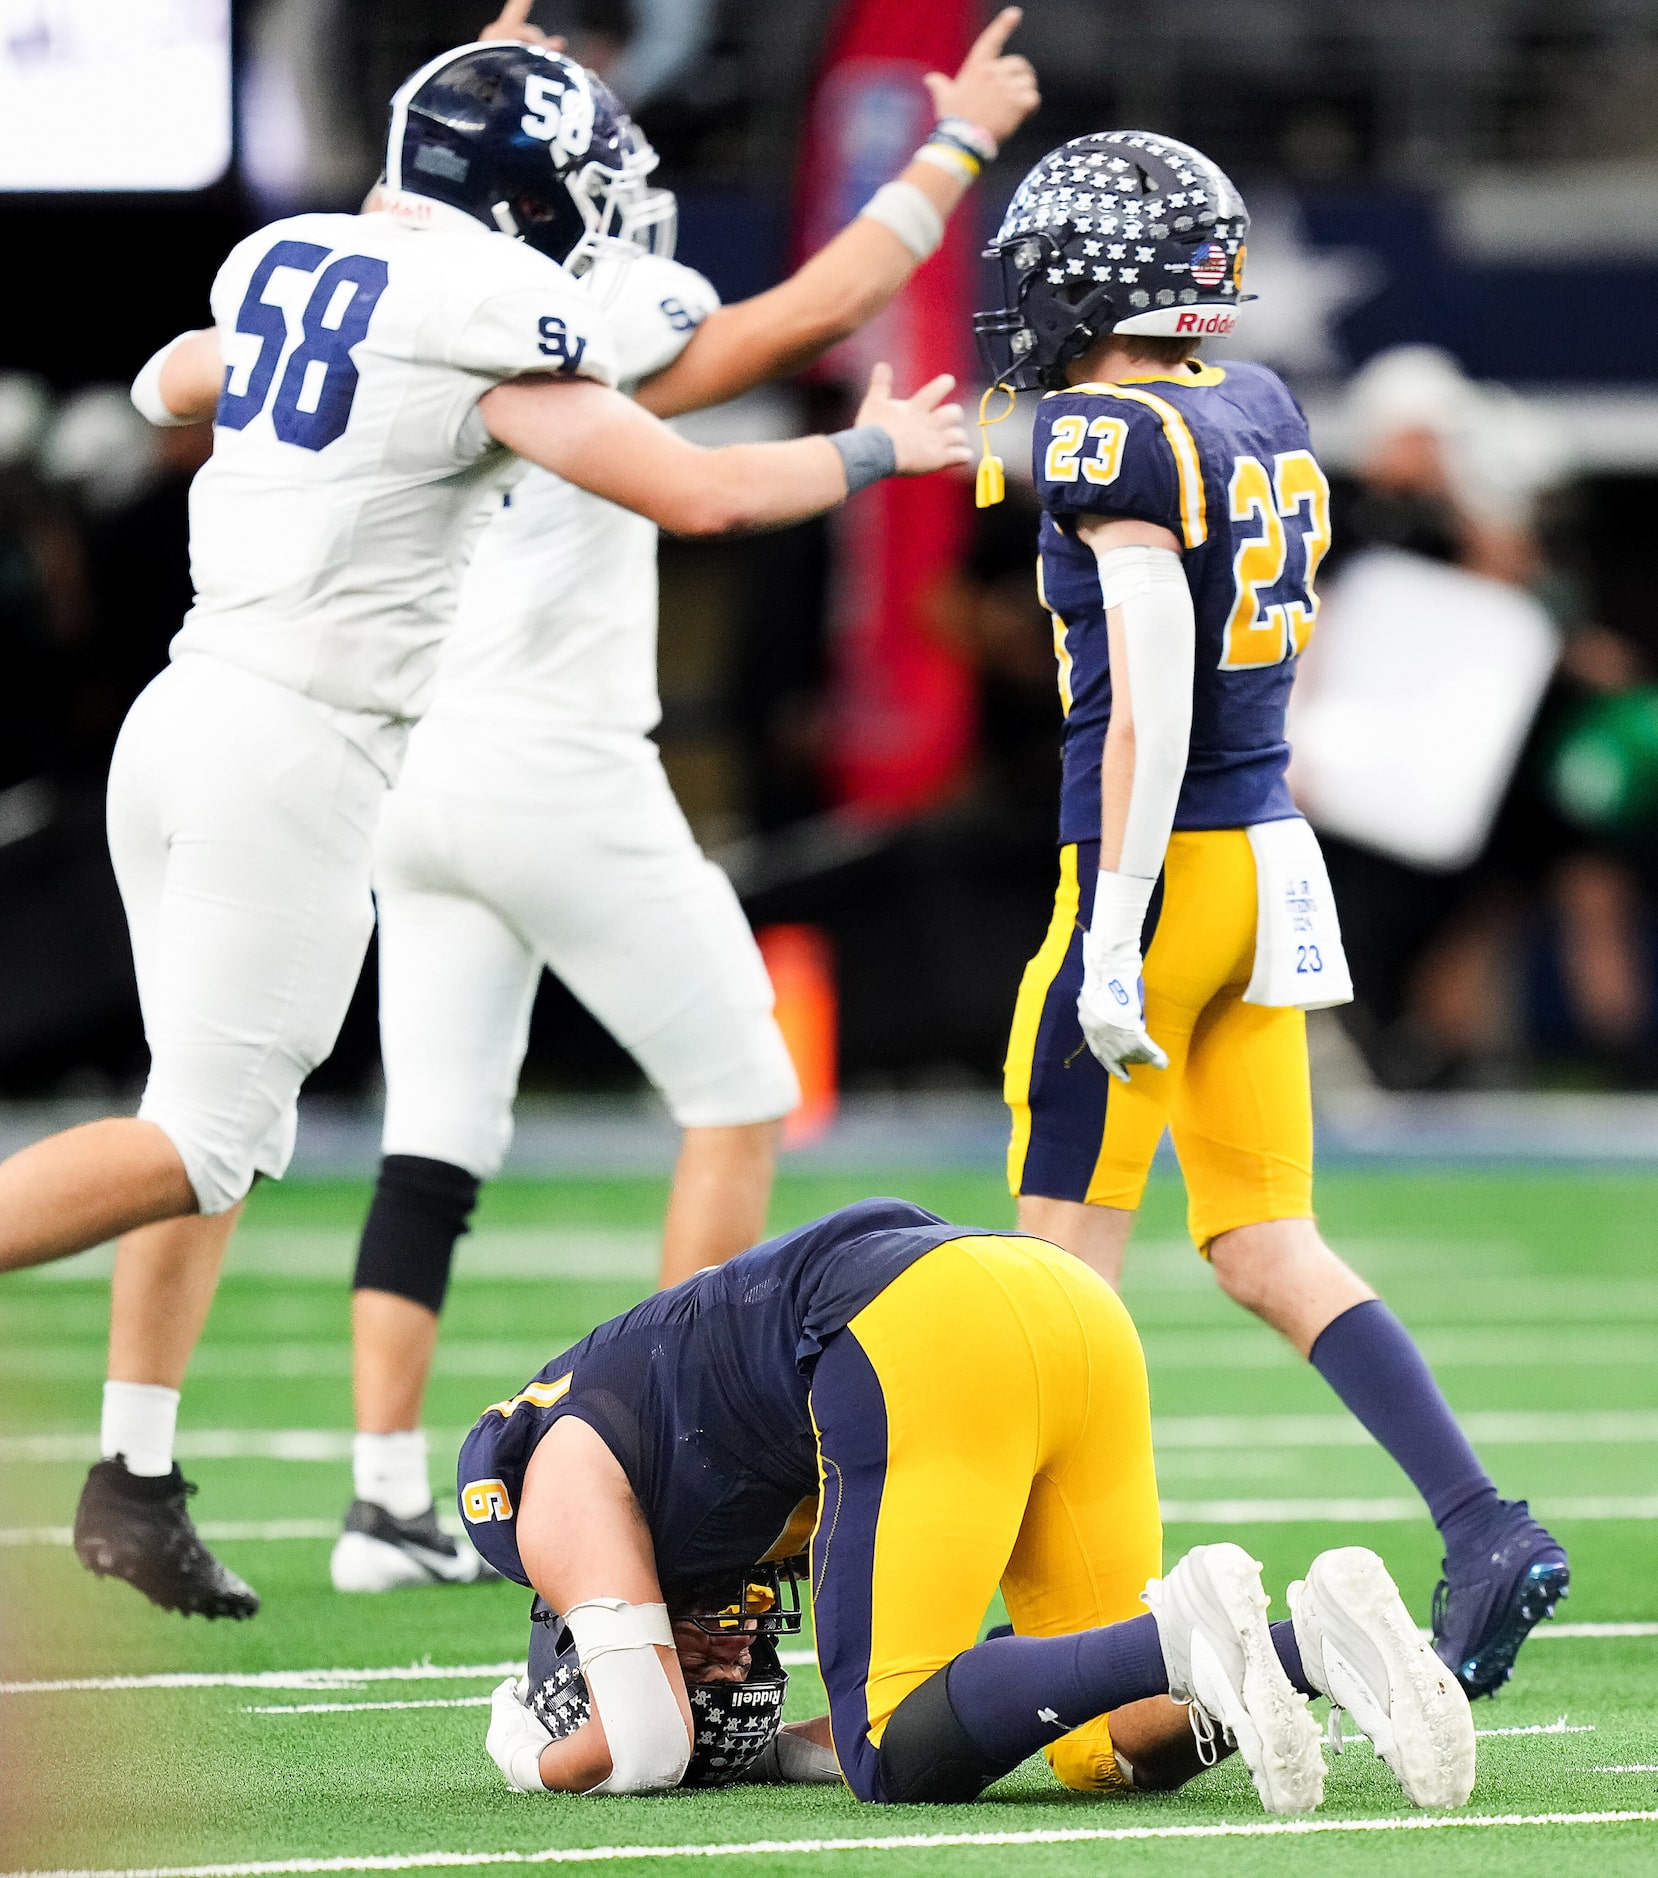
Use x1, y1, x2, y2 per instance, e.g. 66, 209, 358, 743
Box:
171, 201, 616, 732
420, 249, 721, 752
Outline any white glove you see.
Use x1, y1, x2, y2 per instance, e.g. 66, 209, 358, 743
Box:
743, 1726, 844, 1785
1078, 871, 1169, 1084
487, 1677, 552, 1792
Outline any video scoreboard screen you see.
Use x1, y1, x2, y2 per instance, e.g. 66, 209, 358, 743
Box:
0, 0, 232, 192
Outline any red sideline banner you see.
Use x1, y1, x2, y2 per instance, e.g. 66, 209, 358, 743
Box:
796, 0, 979, 819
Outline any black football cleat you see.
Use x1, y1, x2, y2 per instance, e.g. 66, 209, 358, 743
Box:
1431, 1499, 1568, 1699
73, 1458, 259, 1619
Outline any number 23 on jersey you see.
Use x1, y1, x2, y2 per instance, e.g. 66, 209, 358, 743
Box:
1221, 449, 1330, 670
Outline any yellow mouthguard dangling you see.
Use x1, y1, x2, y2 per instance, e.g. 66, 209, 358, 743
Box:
975, 382, 1017, 508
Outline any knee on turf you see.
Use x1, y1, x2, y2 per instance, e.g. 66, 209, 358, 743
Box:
869, 1665, 1012, 1804
353, 1154, 480, 1314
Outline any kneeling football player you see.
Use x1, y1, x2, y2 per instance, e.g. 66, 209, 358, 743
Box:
462, 1198, 1474, 1808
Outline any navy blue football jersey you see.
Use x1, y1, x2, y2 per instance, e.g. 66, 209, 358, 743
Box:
1032, 358, 1330, 843
456, 1198, 980, 1603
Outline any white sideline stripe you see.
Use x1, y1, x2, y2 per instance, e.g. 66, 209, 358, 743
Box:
0, 1520, 339, 1548
1159, 1495, 1658, 1522
0, 1663, 525, 1696
10, 1409, 1658, 1466
5, 1810, 1657, 1876
1542, 1622, 1658, 1638
248, 1697, 494, 1716
1153, 1409, 1658, 1448
3, 1634, 1643, 1700
1477, 1721, 1594, 1736
1596, 1766, 1658, 1773
1, 1652, 821, 1696
8, 1495, 1658, 1552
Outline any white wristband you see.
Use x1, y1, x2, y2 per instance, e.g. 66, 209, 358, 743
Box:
131, 333, 201, 428
1088, 869, 1157, 959
859, 180, 945, 262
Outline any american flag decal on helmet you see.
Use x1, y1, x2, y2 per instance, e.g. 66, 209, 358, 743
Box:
1190, 242, 1228, 287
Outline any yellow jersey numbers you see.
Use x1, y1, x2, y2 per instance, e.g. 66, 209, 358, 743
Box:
461, 1478, 514, 1522
486, 1372, 573, 1419
1220, 448, 1331, 669
1044, 413, 1129, 489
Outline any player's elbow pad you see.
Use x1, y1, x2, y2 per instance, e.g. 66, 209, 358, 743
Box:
566, 1599, 691, 1795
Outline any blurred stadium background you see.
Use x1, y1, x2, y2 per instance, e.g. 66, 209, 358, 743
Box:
8, 0, 1658, 1163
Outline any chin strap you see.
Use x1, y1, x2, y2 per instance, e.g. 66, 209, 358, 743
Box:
976, 382, 1017, 507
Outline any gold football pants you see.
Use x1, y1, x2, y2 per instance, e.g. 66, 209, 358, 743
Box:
1005, 829, 1314, 1247
808, 1233, 1162, 1799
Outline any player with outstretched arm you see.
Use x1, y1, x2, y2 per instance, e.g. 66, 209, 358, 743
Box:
324, 6, 1037, 1593
461, 1197, 1474, 1808
978, 129, 1567, 1700
0, 41, 968, 1621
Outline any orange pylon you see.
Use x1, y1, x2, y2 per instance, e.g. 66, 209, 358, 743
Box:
757, 924, 839, 1147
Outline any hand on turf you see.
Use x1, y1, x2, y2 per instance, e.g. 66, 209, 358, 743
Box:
743, 1725, 844, 1785
923, 9, 1040, 148
1078, 928, 1168, 1085
487, 1677, 553, 1792
856, 365, 970, 476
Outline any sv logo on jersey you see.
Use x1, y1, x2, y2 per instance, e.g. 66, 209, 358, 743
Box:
537, 315, 587, 372
521, 72, 594, 159
461, 1479, 515, 1523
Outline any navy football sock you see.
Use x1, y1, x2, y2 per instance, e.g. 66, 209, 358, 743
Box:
1310, 1299, 1500, 1565
1271, 1618, 1315, 1697
943, 1612, 1168, 1767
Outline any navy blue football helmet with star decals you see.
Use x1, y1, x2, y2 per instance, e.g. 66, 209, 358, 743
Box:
526, 1596, 788, 1788
975, 131, 1253, 390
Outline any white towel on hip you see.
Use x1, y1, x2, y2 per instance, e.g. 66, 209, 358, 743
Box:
1243, 816, 1353, 1010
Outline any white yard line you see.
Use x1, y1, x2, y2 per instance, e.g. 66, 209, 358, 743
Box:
1538, 1622, 1658, 1639
247, 1698, 494, 1716
1152, 1409, 1658, 1448
10, 1409, 1658, 1466
1476, 1721, 1595, 1737
2, 1653, 821, 1696
4, 1810, 1657, 1877
10, 1328, 1658, 1381
1158, 1495, 1658, 1522
0, 1664, 524, 1696
7, 1496, 1658, 1552
1, 1636, 1640, 1699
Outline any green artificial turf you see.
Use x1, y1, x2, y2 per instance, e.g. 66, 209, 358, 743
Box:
2, 1167, 1656, 1876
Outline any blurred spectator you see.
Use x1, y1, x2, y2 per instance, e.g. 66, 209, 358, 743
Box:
920, 487, 1062, 829
0, 372, 88, 791
1305, 347, 1657, 1086
42, 386, 213, 776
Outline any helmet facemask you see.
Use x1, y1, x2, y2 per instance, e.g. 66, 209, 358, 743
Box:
526, 1591, 790, 1790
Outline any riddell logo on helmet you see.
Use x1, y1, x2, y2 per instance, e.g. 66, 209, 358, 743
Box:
1175, 308, 1237, 334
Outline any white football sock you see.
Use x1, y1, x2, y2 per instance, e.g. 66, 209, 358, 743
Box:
100, 1381, 180, 1478
353, 1430, 432, 1521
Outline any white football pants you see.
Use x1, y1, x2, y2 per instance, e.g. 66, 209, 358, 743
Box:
374, 728, 800, 1179
107, 656, 386, 1215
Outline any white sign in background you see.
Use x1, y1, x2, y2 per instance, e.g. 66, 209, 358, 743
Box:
0, 0, 230, 191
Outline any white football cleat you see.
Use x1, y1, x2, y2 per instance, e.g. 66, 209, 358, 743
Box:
1144, 1542, 1324, 1814
330, 1498, 496, 1592
1290, 1546, 1475, 1808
